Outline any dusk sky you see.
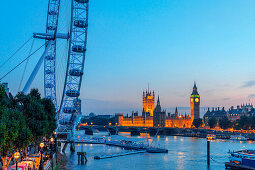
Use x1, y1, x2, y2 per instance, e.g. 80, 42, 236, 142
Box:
1, 0, 255, 115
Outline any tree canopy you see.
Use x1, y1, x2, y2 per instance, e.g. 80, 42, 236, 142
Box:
208, 117, 217, 129
0, 85, 56, 168
219, 117, 232, 130
192, 118, 203, 128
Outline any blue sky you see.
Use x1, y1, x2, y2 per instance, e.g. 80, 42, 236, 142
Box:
1, 0, 255, 115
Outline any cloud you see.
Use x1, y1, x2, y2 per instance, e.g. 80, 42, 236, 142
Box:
248, 94, 255, 98
223, 98, 230, 101
241, 81, 255, 88
202, 89, 215, 95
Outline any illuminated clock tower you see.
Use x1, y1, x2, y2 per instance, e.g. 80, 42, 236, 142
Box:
190, 82, 200, 121
143, 88, 155, 117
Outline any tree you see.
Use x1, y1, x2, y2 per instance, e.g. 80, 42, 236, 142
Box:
0, 109, 32, 168
234, 116, 251, 130
29, 88, 41, 100
251, 116, 255, 130
0, 84, 5, 101
219, 117, 232, 130
12, 109, 33, 151
41, 98, 57, 136
0, 86, 56, 167
193, 118, 203, 128
208, 117, 217, 129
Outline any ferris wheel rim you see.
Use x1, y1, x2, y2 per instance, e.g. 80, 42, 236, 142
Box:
58, 0, 89, 125
44, 0, 61, 109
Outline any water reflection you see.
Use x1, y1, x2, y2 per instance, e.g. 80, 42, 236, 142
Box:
64, 131, 255, 170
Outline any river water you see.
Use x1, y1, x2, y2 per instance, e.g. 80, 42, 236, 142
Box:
64, 131, 255, 170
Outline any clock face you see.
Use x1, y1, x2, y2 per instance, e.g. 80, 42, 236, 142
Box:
190, 98, 194, 102
195, 98, 199, 102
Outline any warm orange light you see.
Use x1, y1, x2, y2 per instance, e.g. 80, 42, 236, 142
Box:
109, 122, 112, 126
14, 152, 20, 160
40, 142, 44, 148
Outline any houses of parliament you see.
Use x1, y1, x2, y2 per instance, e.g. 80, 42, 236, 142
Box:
116, 83, 200, 128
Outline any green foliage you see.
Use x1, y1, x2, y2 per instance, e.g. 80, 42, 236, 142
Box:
219, 117, 232, 130
208, 117, 217, 129
10, 109, 33, 150
192, 118, 203, 128
0, 84, 6, 101
41, 98, 57, 136
0, 109, 24, 156
234, 116, 251, 130
18, 94, 48, 141
251, 116, 255, 130
29, 88, 41, 100
0, 86, 56, 167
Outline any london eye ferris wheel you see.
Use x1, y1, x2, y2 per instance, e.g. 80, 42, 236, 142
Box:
20, 0, 90, 130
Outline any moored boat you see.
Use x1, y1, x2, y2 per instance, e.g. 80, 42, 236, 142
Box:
230, 135, 247, 141
225, 150, 255, 169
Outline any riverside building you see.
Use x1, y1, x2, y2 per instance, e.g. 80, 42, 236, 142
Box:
116, 84, 199, 128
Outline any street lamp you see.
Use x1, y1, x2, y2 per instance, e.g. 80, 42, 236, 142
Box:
39, 142, 44, 170
14, 152, 20, 170
50, 137, 54, 170
50, 137, 54, 153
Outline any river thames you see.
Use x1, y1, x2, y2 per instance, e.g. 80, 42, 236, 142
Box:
63, 132, 254, 170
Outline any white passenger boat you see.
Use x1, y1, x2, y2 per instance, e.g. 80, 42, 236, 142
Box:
227, 150, 255, 168
230, 135, 247, 141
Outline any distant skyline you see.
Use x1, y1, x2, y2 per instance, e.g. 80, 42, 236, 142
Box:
1, 0, 255, 114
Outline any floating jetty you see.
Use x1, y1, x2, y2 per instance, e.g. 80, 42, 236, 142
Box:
72, 137, 106, 144
94, 150, 146, 159
147, 147, 168, 153
225, 162, 255, 170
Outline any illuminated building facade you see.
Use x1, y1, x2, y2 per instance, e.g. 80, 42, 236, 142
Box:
190, 82, 200, 121
153, 96, 166, 127
116, 85, 195, 128
143, 89, 155, 116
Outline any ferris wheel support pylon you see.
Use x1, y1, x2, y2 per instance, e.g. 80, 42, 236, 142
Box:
22, 32, 69, 94
22, 40, 53, 93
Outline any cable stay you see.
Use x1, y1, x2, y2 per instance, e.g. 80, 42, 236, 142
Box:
0, 42, 46, 81
0, 36, 33, 70
22, 41, 54, 93
18, 39, 35, 91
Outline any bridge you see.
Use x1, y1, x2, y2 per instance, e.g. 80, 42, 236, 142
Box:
76, 125, 181, 136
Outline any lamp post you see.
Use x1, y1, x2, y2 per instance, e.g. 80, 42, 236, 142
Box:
50, 137, 54, 152
53, 131, 58, 169
39, 142, 44, 170
50, 137, 54, 170
14, 152, 20, 170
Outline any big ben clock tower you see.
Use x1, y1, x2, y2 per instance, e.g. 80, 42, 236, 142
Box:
190, 82, 200, 121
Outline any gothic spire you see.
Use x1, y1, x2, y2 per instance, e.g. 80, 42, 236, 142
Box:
193, 81, 197, 90
157, 95, 160, 106
191, 82, 199, 95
